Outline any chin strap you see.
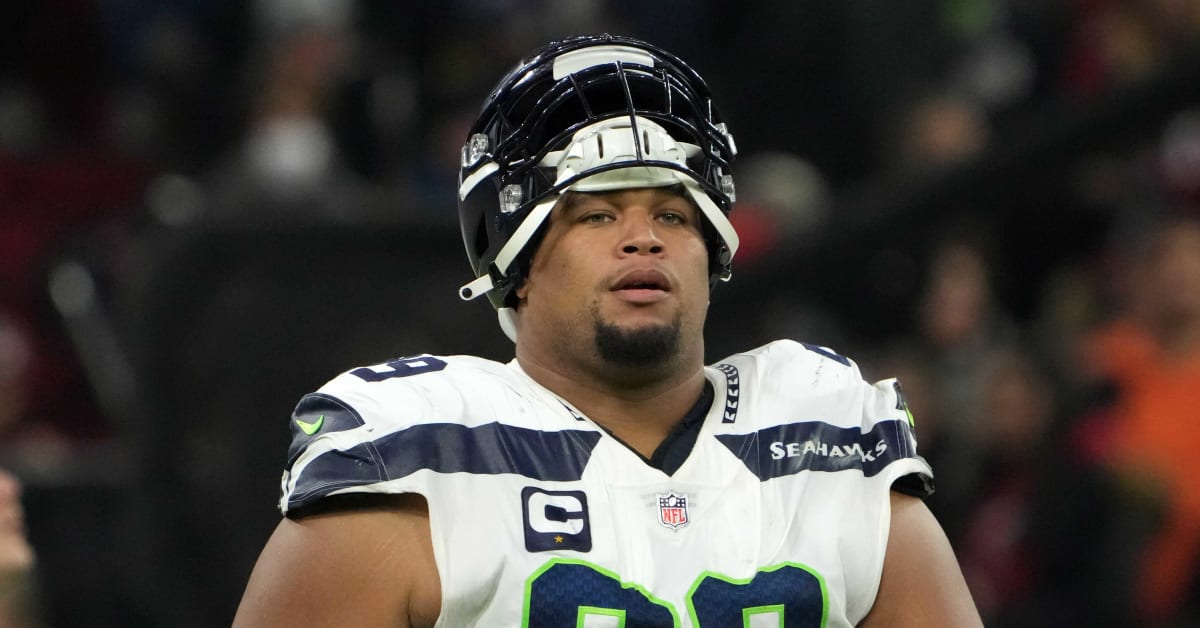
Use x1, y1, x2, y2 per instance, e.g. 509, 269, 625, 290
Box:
675, 173, 739, 272
458, 196, 559, 302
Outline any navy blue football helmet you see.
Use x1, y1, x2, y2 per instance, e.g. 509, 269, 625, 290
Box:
456, 34, 739, 340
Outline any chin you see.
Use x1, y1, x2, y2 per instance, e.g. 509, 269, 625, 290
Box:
592, 318, 681, 367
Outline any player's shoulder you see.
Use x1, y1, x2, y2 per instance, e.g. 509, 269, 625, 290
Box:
710, 339, 912, 429
709, 339, 930, 494
299, 353, 526, 431
279, 353, 598, 515
322, 353, 514, 394
713, 339, 865, 389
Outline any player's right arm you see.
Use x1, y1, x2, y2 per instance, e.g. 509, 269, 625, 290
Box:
237, 356, 467, 626
232, 493, 441, 628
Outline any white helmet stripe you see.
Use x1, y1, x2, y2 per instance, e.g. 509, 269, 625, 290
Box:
458, 161, 499, 201
551, 45, 655, 79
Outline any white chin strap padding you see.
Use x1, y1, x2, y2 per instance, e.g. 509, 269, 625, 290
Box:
458, 161, 498, 201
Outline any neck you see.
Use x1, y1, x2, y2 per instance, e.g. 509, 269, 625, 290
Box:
516, 345, 708, 458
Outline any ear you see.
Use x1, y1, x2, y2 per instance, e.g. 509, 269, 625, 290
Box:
515, 280, 529, 300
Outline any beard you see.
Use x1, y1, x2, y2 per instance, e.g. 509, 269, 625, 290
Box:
591, 306, 682, 367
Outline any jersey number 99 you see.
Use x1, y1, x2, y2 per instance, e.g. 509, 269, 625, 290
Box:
524, 559, 826, 627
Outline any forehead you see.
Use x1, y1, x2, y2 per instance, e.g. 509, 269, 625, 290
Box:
558, 186, 696, 212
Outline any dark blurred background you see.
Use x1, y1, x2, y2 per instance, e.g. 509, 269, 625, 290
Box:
2, 1, 1200, 626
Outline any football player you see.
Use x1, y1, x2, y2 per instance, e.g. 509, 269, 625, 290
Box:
234, 35, 981, 627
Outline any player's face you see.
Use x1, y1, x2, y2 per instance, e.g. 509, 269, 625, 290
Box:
515, 186, 710, 368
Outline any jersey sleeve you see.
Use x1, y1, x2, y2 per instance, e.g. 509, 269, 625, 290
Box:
861, 376, 935, 498
712, 340, 934, 494
279, 391, 383, 515
277, 355, 477, 516
794, 339, 935, 497
276, 354, 603, 516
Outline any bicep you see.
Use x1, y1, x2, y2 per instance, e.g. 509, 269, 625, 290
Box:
859, 492, 982, 628
233, 494, 440, 628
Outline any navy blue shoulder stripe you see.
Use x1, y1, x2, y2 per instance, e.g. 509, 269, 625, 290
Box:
287, 422, 603, 508
714, 418, 923, 481
287, 393, 366, 465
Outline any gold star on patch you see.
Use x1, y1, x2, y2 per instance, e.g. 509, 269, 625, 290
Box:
554, 535, 564, 544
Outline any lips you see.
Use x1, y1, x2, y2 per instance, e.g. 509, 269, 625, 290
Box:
611, 269, 671, 292
609, 269, 672, 305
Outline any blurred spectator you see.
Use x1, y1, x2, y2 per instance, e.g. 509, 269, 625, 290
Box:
868, 341, 948, 502
957, 347, 1049, 622
730, 151, 831, 267
941, 0, 1039, 115
1081, 210, 1200, 625
1060, 0, 1198, 100
1159, 108, 1200, 205
0, 469, 40, 628
883, 88, 991, 178
1030, 262, 1106, 392
903, 228, 1019, 537
957, 347, 1129, 627
202, 3, 375, 224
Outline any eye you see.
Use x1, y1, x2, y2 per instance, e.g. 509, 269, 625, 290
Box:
657, 210, 689, 225
580, 211, 615, 224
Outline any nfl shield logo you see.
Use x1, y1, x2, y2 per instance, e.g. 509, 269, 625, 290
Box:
657, 493, 689, 529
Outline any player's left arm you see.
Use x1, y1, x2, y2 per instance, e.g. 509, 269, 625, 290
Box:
859, 491, 983, 627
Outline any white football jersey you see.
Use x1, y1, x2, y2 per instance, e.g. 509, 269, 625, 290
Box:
280, 339, 932, 627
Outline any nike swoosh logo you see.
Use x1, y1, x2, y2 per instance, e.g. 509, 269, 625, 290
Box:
295, 414, 325, 435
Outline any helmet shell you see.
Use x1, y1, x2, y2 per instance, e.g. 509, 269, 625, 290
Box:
457, 34, 738, 312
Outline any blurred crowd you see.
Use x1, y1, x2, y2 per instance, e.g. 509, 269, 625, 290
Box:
2, 1, 1200, 626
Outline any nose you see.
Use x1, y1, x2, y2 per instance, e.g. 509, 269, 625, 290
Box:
619, 214, 664, 255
